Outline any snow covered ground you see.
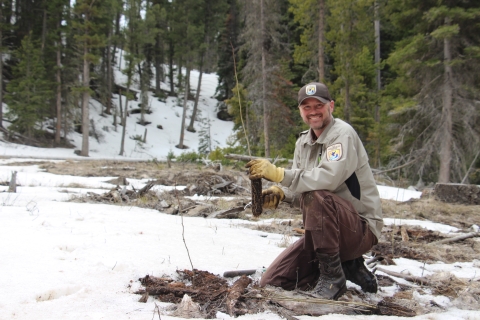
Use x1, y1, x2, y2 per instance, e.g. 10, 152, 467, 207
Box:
1, 158, 479, 320
1, 60, 479, 319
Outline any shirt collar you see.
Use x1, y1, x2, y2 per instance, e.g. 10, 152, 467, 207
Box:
303, 117, 336, 145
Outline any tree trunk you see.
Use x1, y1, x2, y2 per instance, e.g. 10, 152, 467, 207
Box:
112, 10, 121, 63
374, 1, 381, 106
177, 66, 190, 149
106, 26, 113, 115
41, 1, 47, 53
438, 25, 453, 183
260, 0, 269, 158
373, 0, 381, 167
168, 38, 174, 95
318, 0, 325, 82
155, 32, 163, 95
344, 77, 351, 123
80, 47, 90, 157
55, 24, 62, 145
187, 54, 204, 132
119, 92, 129, 156
0, 0, 4, 130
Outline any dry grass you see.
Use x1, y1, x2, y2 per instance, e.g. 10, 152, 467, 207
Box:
381, 196, 479, 230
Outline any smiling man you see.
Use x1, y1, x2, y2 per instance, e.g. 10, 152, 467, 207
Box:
246, 82, 383, 300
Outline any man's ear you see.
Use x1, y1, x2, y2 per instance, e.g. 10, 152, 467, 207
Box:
330, 100, 335, 112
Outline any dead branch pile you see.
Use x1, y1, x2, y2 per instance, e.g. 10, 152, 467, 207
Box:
135, 270, 419, 319
84, 181, 157, 203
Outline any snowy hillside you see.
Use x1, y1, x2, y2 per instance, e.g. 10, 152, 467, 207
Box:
0, 55, 234, 161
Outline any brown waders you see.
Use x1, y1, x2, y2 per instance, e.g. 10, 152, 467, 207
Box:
260, 190, 377, 293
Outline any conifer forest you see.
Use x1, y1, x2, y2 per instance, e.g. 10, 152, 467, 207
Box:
0, 0, 479, 185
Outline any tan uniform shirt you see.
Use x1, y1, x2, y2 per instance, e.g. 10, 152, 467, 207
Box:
281, 118, 383, 239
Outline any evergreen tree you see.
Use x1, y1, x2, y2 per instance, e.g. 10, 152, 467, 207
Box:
5, 34, 52, 139
0, 0, 8, 130
385, 0, 480, 183
240, 0, 290, 157
326, 0, 377, 148
187, 0, 227, 133
72, 0, 106, 156
289, 0, 327, 82
42, 0, 70, 145
215, 0, 240, 102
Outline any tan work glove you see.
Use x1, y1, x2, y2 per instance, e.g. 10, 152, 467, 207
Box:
245, 159, 285, 183
262, 186, 285, 209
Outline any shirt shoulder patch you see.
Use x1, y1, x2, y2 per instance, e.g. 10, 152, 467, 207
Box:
326, 143, 343, 161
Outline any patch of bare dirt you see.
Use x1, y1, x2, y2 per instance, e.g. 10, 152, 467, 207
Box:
373, 225, 480, 264
381, 197, 479, 230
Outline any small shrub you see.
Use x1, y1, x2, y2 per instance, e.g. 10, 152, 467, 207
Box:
176, 151, 201, 162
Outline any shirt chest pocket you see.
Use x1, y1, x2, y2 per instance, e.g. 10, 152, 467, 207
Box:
300, 144, 324, 170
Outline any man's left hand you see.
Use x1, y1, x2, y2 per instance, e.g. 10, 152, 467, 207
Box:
245, 159, 285, 183
262, 186, 285, 209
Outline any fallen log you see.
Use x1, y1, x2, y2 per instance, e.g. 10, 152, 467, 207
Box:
375, 267, 431, 286
226, 275, 252, 316
427, 232, 479, 246
258, 288, 374, 316
207, 206, 245, 219
223, 269, 257, 278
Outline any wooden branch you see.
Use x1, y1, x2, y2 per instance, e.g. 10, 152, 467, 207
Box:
462, 150, 480, 184
137, 180, 156, 197
207, 206, 245, 219
224, 153, 293, 163
375, 267, 431, 286
143, 285, 199, 297
365, 255, 384, 266
373, 159, 417, 175
293, 228, 305, 234
428, 232, 479, 246
223, 269, 257, 278
226, 275, 252, 316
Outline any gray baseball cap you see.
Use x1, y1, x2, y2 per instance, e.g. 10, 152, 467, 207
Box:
298, 82, 332, 106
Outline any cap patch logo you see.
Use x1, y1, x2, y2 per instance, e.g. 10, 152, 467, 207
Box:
306, 85, 316, 96
326, 144, 342, 161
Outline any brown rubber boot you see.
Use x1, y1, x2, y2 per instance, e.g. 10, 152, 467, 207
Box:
342, 256, 378, 293
311, 253, 347, 300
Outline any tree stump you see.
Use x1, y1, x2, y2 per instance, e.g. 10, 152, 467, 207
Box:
434, 183, 480, 205
8, 171, 17, 193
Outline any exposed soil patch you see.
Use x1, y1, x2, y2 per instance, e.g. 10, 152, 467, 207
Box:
373, 225, 480, 264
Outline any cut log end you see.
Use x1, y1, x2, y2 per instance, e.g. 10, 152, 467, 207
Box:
251, 179, 262, 216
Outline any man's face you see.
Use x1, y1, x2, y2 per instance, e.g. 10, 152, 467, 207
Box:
299, 97, 334, 134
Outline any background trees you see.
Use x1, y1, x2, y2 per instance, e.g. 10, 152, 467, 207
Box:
0, 0, 478, 184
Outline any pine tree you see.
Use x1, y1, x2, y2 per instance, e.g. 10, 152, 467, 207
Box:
326, 0, 377, 146
385, 0, 480, 183
72, 0, 106, 156
215, 0, 240, 102
5, 33, 52, 139
187, 0, 227, 133
289, 0, 327, 82
0, 0, 8, 131
240, 0, 290, 157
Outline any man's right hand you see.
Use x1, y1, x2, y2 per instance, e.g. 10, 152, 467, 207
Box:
262, 186, 285, 209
